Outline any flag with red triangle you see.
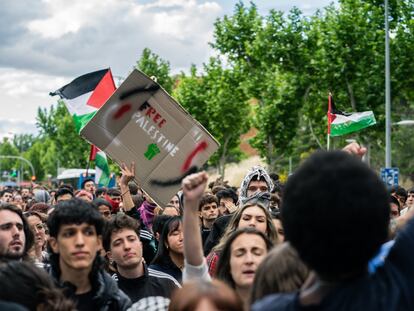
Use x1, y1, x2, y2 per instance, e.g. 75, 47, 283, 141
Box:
50, 68, 116, 133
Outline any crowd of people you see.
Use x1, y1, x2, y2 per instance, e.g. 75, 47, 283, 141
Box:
0, 142, 413, 310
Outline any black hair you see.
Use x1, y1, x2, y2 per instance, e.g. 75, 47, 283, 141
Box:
47, 198, 104, 238
215, 227, 273, 289
0, 261, 75, 311
95, 187, 107, 197
58, 184, 74, 193
152, 215, 173, 238
81, 178, 95, 190
54, 188, 74, 201
216, 188, 238, 205
0, 204, 34, 260
92, 198, 112, 211
199, 193, 219, 211
408, 187, 414, 194
389, 195, 400, 211
282, 151, 389, 281
151, 216, 182, 266
128, 182, 139, 195
102, 214, 140, 251
1, 189, 13, 197
107, 188, 121, 197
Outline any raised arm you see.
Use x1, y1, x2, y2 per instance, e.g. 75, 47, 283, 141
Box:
182, 171, 208, 266
119, 162, 135, 212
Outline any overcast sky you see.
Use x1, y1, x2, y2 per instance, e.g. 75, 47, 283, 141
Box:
0, 0, 335, 139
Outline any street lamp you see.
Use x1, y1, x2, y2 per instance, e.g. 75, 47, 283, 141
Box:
385, 0, 391, 168
393, 120, 414, 126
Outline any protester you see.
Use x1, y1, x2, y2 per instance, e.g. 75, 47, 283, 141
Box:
150, 216, 184, 283
0, 204, 34, 261
207, 198, 278, 276
252, 148, 414, 310
93, 198, 113, 220
103, 214, 179, 303
215, 188, 238, 216
47, 199, 131, 310
198, 193, 219, 245
161, 205, 180, 216
181, 172, 273, 310
0, 261, 76, 311
204, 166, 273, 255
54, 188, 74, 203
75, 190, 93, 202
81, 178, 96, 197
24, 211, 48, 266
1, 189, 14, 203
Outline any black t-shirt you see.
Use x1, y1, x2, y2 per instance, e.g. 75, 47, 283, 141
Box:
115, 266, 178, 303
252, 217, 414, 311
75, 291, 97, 311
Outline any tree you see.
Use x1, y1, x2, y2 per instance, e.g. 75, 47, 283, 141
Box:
136, 48, 174, 93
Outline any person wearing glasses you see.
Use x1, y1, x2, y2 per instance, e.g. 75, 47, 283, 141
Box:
24, 211, 48, 266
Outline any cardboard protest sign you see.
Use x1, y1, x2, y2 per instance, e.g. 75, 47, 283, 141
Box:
80, 69, 219, 206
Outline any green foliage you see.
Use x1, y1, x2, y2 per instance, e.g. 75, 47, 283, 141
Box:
136, 48, 174, 93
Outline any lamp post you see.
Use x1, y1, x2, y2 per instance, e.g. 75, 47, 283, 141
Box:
385, 0, 392, 168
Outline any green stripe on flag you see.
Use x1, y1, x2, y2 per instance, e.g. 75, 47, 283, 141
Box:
73, 111, 97, 134
331, 113, 376, 137
95, 152, 111, 186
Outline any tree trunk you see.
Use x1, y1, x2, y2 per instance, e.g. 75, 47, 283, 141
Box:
308, 119, 324, 149
217, 135, 231, 177
346, 79, 357, 110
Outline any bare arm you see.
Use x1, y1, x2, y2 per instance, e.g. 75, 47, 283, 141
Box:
182, 171, 208, 266
119, 162, 135, 212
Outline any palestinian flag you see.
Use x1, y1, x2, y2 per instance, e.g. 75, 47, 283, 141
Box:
89, 145, 111, 187
327, 94, 376, 137
50, 69, 116, 133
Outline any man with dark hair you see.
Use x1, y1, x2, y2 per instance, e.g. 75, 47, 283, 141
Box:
1, 189, 14, 203
95, 187, 107, 198
198, 193, 219, 245
0, 204, 34, 261
47, 198, 131, 311
253, 148, 414, 310
81, 178, 96, 197
390, 185, 407, 211
54, 188, 74, 203
103, 213, 178, 303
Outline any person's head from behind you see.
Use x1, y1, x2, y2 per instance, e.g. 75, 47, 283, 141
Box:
216, 228, 273, 291
216, 188, 238, 215
95, 187, 107, 198
92, 198, 112, 220
152, 216, 183, 264
250, 242, 309, 303
390, 185, 407, 208
0, 261, 75, 311
152, 215, 172, 242
55, 188, 74, 204
47, 199, 104, 274
169, 280, 243, 311
103, 214, 142, 272
282, 151, 389, 282
0, 204, 34, 261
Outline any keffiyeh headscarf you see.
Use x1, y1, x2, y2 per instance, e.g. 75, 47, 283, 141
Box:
239, 166, 273, 204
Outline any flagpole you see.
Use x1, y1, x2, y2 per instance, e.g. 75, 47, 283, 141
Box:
86, 145, 94, 177
327, 92, 332, 151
